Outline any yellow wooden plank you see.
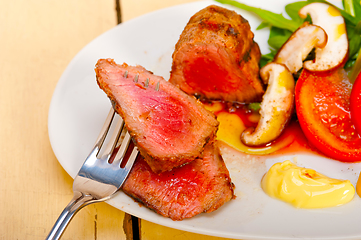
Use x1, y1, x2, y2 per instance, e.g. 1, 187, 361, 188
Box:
0, 1, 127, 239
121, 0, 203, 22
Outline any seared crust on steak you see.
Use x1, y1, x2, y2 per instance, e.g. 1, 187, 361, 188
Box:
95, 59, 219, 173
122, 141, 235, 221
169, 5, 264, 103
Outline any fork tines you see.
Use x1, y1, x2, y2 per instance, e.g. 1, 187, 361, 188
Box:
90, 107, 138, 168
46, 107, 139, 240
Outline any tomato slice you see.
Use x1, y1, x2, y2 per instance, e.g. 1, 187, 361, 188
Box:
350, 72, 361, 134
295, 68, 361, 162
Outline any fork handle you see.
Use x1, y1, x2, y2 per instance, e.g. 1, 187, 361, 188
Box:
45, 191, 95, 240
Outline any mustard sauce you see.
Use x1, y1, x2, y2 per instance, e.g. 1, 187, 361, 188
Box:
261, 160, 355, 208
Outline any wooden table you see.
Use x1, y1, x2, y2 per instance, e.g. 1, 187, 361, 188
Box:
0, 0, 236, 239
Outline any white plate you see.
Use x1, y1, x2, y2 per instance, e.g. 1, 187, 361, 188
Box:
48, 0, 361, 239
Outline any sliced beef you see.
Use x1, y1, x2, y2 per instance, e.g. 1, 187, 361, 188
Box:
169, 5, 264, 103
122, 141, 235, 221
95, 59, 219, 173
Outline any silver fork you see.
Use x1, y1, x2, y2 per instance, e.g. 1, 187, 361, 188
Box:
46, 107, 138, 240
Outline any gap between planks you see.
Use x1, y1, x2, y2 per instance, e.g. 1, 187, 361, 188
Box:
115, 1, 141, 240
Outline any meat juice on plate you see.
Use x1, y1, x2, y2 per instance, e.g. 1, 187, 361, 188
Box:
203, 101, 300, 155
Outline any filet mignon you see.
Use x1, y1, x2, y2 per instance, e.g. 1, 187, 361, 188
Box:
95, 58, 219, 173
169, 5, 264, 103
122, 141, 235, 220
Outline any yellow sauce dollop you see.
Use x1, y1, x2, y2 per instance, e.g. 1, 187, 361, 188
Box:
261, 160, 355, 208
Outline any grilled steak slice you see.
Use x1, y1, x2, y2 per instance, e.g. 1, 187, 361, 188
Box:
122, 141, 235, 221
95, 59, 219, 173
169, 5, 264, 103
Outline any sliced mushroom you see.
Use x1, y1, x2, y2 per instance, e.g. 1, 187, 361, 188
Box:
299, 2, 348, 72
241, 63, 294, 146
274, 22, 327, 73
